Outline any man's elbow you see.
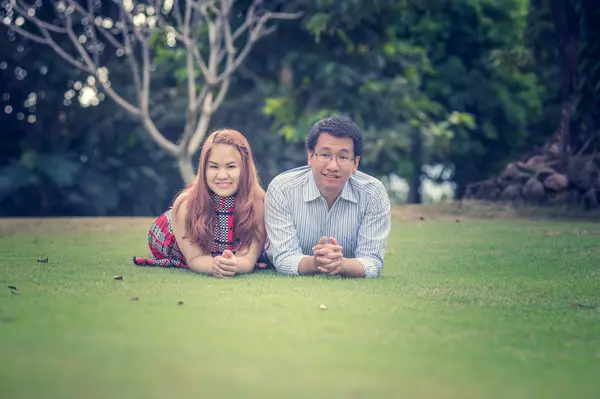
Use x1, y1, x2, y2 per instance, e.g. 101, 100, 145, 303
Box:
269, 251, 301, 276
357, 257, 384, 278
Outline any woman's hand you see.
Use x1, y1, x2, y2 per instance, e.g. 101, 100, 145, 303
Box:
211, 250, 238, 278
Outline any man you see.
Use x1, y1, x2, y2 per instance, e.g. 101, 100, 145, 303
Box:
264, 115, 391, 278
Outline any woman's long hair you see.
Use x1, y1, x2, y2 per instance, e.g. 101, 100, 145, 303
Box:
177, 129, 265, 254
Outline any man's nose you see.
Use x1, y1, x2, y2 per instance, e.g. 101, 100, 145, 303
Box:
326, 157, 340, 170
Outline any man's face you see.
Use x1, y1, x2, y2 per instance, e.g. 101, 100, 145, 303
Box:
308, 132, 360, 196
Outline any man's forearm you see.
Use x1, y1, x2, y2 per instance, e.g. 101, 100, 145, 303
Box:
298, 256, 319, 275
339, 258, 367, 278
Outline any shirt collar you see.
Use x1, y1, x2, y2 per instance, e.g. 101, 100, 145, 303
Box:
303, 171, 358, 204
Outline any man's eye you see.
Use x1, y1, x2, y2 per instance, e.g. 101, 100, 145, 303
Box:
339, 156, 349, 161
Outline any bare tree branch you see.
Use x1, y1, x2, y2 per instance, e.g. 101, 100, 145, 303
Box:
6, 0, 302, 182
212, 7, 302, 85
115, 7, 143, 101
12, 0, 67, 33
188, 92, 215, 154
85, 0, 100, 66
67, 0, 123, 50
179, 0, 199, 156
198, 1, 221, 79
62, 9, 142, 118
5, 23, 50, 45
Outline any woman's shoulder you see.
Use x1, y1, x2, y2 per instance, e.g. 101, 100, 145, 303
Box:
253, 193, 265, 212
172, 189, 192, 218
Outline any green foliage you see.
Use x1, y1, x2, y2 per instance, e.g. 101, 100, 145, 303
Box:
304, 12, 331, 41
3, 0, 597, 214
256, 0, 543, 188
263, 96, 338, 141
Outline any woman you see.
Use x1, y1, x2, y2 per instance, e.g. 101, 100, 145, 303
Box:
132, 129, 268, 278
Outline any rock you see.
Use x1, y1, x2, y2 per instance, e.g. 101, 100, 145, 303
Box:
463, 152, 600, 209
496, 178, 511, 189
583, 188, 599, 209
543, 173, 568, 192
479, 180, 502, 200
464, 183, 479, 198
464, 179, 500, 200
500, 162, 531, 182
534, 167, 556, 181
525, 154, 547, 167
547, 191, 571, 206
523, 178, 545, 202
500, 184, 522, 201
567, 157, 598, 191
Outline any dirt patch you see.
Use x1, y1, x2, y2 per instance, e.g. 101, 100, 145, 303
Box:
542, 228, 600, 236
0, 217, 155, 236
1, 199, 598, 236
391, 200, 600, 222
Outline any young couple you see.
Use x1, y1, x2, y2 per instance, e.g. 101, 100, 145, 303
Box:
133, 116, 391, 278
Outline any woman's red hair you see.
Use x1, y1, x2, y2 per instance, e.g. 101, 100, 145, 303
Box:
177, 129, 265, 254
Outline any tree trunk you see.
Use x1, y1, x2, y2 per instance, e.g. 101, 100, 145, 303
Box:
543, 0, 579, 157
177, 153, 196, 185
408, 129, 423, 204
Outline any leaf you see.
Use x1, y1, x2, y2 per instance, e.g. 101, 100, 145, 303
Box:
305, 13, 332, 41
36, 154, 81, 187
0, 161, 38, 202
383, 42, 396, 56
571, 303, 596, 309
140, 166, 163, 184
78, 170, 121, 213
19, 150, 37, 170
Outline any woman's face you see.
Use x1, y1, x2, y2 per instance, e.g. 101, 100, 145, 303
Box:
205, 144, 242, 197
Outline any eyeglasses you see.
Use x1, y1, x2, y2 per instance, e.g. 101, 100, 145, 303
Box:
314, 152, 355, 165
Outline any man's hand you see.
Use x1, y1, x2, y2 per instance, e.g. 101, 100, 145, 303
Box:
312, 236, 344, 275
211, 249, 238, 278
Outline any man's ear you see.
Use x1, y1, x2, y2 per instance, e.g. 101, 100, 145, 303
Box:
307, 149, 314, 164
353, 155, 360, 171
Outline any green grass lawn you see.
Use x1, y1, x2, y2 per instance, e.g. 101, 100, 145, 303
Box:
0, 214, 599, 399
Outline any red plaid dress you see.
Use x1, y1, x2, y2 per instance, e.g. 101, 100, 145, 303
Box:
132, 194, 268, 269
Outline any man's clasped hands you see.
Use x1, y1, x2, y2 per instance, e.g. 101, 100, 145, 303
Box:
312, 236, 344, 275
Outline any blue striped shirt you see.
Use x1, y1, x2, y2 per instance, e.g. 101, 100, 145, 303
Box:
264, 165, 391, 277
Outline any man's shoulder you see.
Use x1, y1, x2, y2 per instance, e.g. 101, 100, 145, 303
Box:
267, 165, 311, 192
350, 170, 388, 195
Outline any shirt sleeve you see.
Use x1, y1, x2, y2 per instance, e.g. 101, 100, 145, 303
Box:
354, 183, 391, 277
264, 183, 306, 275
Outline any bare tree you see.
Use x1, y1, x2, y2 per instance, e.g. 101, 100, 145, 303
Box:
2, 0, 301, 182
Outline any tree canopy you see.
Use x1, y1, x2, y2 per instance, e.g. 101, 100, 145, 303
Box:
1, 0, 598, 215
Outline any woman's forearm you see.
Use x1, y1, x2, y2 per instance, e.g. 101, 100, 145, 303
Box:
235, 255, 259, 274
187, 255, 215, 275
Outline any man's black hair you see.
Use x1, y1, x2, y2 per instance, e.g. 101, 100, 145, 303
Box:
306, 115, 364, 157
